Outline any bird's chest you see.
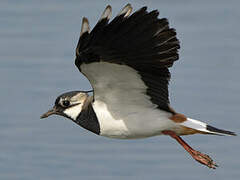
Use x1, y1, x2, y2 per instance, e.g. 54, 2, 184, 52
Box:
92, 101, 130, 138
92, 100, 172, 139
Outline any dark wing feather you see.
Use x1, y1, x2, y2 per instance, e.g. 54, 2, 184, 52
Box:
75, 4, 180, 113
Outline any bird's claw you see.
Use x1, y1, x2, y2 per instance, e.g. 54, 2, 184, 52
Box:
191, 150, 218, 169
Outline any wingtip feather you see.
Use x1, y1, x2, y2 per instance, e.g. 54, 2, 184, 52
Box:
99, 5, 112, 21
80, 17, 90, 36
118, 3, 133, 17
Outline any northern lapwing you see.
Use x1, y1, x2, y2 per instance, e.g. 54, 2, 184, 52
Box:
41, 4, 236, 169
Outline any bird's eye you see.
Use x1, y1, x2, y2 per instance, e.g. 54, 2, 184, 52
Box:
62, 100, 70, 107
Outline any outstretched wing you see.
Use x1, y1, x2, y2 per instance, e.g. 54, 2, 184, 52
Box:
75, 4, 180, 113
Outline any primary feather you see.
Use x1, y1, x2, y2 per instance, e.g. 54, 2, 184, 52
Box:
75, 5, 180, 114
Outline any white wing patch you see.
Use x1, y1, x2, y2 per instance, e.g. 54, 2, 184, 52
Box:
80, 62, 175, 138
81, 62, 153, 108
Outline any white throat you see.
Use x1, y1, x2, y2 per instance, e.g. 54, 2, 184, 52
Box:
63, 104, 83, 120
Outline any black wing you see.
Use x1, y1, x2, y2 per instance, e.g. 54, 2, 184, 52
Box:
75, 4, 180, 113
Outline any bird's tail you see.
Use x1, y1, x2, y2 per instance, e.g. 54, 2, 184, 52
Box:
180, 118, 236, 136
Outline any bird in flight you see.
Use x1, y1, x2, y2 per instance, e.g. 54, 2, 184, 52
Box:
41, 4, 236, 169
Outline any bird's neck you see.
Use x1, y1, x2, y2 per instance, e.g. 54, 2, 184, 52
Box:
75, 96, 100, 135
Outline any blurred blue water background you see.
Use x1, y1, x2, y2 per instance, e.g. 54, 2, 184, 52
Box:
0, 0, 239, 179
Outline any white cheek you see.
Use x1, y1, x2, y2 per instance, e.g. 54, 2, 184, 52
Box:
63, 104, 83, 120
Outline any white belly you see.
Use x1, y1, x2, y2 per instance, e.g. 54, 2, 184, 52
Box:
81, 62, 177, 139
93, 100, 176, 139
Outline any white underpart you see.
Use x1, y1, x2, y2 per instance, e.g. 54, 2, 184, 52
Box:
64, 104, 83, 120
81, 62, 178, 139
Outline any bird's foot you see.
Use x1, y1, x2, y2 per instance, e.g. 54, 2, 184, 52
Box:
162, 130, 218, 169
189, 150, 218, 169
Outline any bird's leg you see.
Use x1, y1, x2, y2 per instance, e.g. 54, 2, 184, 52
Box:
162, 130, 218, 169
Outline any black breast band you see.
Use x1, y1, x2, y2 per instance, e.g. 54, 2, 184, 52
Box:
75, 101, 100, 135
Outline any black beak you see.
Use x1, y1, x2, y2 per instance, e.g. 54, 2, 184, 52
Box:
40, 106, 57, 119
